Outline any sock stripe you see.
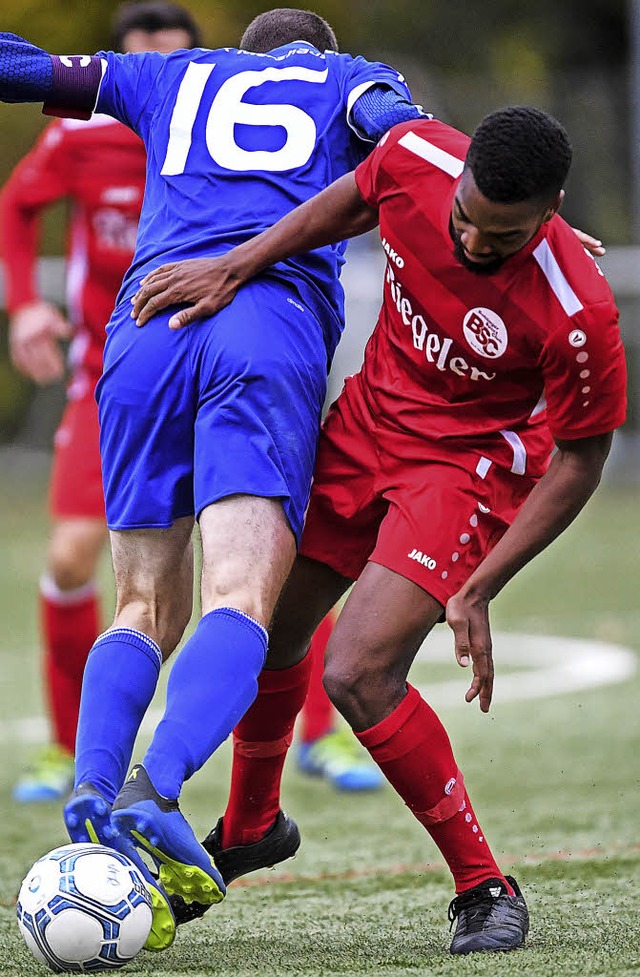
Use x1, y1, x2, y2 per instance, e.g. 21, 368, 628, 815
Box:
233, 732, 293, 758
413, 770, 466, 824
93, 628, 162, 668
207, 608, 269, 663
215, 606, 269, 640
39, 573, 97, 605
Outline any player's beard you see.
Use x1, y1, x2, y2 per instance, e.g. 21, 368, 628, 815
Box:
451, 233, 506, 276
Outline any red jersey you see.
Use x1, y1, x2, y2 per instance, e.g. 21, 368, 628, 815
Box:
0, 114, 146, 380
354, 119, 627, 478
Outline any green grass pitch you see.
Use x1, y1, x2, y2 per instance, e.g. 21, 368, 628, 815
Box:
0, 453, 638, 976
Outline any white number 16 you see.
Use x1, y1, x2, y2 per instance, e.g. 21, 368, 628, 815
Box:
161, 62, 329, 176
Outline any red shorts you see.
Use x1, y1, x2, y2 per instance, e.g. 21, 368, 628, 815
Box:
49, 379, 105, 520
300, 375, 538, 607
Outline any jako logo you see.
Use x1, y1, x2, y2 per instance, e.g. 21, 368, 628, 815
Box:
408, 548, 436, 569
463, 307, 508, 359
382, 237, 405, 268
444, 777, 457, 795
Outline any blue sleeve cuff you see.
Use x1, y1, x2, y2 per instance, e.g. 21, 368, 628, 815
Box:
351, 84, 429, 143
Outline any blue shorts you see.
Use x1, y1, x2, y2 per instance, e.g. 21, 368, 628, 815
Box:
96, 277, 329, 543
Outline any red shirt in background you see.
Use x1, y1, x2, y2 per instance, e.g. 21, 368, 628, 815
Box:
0, 114, 146, 384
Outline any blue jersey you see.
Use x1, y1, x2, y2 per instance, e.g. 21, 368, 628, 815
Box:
95, 43, 411, 350
0, 32, 417, 534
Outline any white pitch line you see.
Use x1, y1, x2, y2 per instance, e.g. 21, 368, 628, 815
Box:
412, 630, 636, 708
0, 631, 636, 744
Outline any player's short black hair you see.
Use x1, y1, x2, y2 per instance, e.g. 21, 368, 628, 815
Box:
111, 1, 202, 51
240, 8, 338, 53
465, 106, 572, 205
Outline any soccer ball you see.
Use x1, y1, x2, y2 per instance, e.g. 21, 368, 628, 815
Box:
16, 843, 153, 973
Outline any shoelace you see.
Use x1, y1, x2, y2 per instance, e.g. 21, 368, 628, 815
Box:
447, 883, 504, 930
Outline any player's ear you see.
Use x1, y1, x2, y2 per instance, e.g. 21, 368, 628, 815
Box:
544, 190, 564, 222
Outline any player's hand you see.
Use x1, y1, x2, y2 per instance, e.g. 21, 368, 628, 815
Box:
571, 227, 605, 257
9, 301, 71, 384
445, 589, 494, 713
131, 257, 243, 329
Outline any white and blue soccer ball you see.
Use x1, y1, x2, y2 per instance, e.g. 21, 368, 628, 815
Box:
16, 843, 153, 973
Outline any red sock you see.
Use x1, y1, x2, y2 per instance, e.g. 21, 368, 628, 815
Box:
299, 613, 335, 743
223, 653, 313, 847
356, 685, 512, 894
40, 580, 101, 755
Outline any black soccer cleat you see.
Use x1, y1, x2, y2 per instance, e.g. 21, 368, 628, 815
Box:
448, 875, 529, 954
203, 810, 301, 885
170, 810, 300, 926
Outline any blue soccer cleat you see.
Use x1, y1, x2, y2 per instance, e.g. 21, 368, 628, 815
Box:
297, 729, 384, 791
64, 780, 176, 952
63, 782, 116, 846
111, 765, 226, 914
109, 826, 177, 953
13, 744, 75, 804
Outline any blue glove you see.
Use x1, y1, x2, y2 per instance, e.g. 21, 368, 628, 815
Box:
0, 32, 53, 102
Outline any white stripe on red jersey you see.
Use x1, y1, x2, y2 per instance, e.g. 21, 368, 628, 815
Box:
532, 239, 584, 317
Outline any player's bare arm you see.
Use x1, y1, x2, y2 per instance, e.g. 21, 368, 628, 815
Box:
132, 209, 604, 330
132, 173, 379, 328
446, 430, 613, 713
9, 301, 72, 384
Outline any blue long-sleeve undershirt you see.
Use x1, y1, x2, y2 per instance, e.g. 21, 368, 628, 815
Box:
0, 33, 53, 101
351, 84, 427, 142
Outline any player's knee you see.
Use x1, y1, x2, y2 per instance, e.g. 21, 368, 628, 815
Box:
47, 523, 104, 591
323, 658, 367, 722
324, 655, 405, 728
200, 496, 296, 627
201, 573, 280, 628
113, 595, 191, 660
202, 592, 266, 628
47, 546, 94, 591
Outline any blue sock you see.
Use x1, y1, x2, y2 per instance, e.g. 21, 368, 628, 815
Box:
143, 607, 268, 799
74, 628, 162, 803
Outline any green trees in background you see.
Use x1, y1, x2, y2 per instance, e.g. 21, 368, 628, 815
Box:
0, 0, 631, 241
0, 1, 636, 445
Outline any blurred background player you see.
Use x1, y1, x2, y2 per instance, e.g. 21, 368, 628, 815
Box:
0, 0, 202, 803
